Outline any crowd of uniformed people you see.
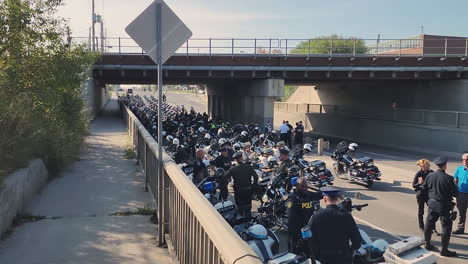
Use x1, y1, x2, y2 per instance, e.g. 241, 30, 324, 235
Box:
121, 94, 468, 263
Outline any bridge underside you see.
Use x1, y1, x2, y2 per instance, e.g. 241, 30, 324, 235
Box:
89, 54, 468, 125
93, 54, 468, 84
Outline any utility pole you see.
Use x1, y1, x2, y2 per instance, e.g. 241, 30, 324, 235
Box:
100, 17, 104, 52
91, 0, 95, 51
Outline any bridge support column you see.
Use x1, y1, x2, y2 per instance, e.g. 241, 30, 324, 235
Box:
83, 79, 109, 119
206, 79, 284, 126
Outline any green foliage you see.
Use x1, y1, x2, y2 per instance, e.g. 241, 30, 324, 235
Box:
123, 147, 137, 160
0, 0, 98, 179
290, 34, 368, 54
283, 86, 298, 101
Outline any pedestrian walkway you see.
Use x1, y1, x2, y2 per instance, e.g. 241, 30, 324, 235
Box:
0, 97, 171, 264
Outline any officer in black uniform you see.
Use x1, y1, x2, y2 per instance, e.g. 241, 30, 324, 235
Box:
192, 149, 208, 185
209, 148, 232, 200
294, 121, 305, 146
287, 177, 322, 254
277, 149, 293, 190
308, 187, 361, 264
224, 152, 259, 216
423, 156, 458, 257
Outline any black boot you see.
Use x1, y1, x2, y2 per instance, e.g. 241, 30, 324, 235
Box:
424, 225, 437, 251
440, 233, 456, 257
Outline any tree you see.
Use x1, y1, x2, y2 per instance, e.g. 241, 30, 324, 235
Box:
290, 34, 368, 54
0, 0, 97, 180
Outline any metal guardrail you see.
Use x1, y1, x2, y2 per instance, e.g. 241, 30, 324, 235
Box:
119, 100, 261, 264
274, 102, 468, 129
72, 36, 468, 57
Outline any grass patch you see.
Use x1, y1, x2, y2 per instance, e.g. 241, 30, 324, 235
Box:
123, 147, 137, 160
110, 205, 155, 216
12, 214, 46, 227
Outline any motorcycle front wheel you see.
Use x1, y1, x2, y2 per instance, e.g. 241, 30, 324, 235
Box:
366, 180, 374, 188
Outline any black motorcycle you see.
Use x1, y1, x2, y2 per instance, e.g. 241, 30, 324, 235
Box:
331, 142, 381, 187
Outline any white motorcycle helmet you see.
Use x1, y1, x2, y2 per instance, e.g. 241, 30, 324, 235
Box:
267, 156, 277, 166
198, 127, 205, 133
264, 148, 274, 156
205, 133, 211, 139
303, 143, 313, 153
218, 138, 227, 145
259, 134, 265, 139
372, 239, 389, 253
166, 135, 174, 142
246, 224, 268, 240
172, 138, 180, 145
162, 131, 167, 137
241, 131, 248, 137
349, 143, 359, 152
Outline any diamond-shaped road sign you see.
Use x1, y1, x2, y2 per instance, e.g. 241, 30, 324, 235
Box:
125, 0, 192, 65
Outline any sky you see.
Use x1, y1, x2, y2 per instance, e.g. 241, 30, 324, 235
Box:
57, 0, 468, 40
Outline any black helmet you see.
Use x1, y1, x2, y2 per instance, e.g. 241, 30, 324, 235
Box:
215, 168, 225, 176
288, 166, 300, 176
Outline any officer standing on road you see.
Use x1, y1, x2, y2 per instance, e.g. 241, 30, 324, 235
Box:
224, 152, 259, 216
209, 148, 232, 200
412, 159, 434, 232
277, 149, 293, 190
287, 178, 322, 254
453, 153, 468, 235
308, 187, 361, 264
192, 149, 208, 184
423, 156, 458, 257
294, 121, 305, 147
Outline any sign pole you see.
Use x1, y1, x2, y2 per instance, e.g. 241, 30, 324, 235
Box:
156, 2, 165, 247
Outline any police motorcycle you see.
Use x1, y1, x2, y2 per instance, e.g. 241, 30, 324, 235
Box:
339, 198, 390, 264
331, 142, 381, 188
293, 144, 334, 189
197, 168, 238, 222
257, 175, 305, 230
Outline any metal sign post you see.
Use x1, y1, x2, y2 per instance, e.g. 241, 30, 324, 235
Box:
125, 0, 192, 247
155, 2, 164, 247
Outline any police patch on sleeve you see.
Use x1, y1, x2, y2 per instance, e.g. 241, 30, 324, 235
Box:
286, 201, 293, 208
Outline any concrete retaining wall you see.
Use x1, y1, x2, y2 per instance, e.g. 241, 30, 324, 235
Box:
274, 110, 468, 157
0, 159, 48, 235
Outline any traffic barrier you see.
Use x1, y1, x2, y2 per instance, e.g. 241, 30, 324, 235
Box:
119, 99, 261, 264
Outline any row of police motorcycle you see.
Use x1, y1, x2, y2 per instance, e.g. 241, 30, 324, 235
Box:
121, 95, 437, 264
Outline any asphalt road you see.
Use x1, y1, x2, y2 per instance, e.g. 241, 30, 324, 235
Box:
164, 91, 468, 264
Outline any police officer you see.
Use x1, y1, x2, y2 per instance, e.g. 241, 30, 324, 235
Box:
294, 121, 304, 146
192, 149, 208, 184
308, 187, 361, 264
209, 148, 232, 200
453, 153, 468, 235
423, 156, 458, 257
224, 152, 259, 216
277, 149, 293, 190
287, 177, 322, 254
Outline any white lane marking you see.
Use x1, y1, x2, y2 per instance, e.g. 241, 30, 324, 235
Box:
365, 152, 401, 160
354, 216, 404, 241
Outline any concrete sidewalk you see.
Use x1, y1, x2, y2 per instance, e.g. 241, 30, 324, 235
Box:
0, 98, 171, 264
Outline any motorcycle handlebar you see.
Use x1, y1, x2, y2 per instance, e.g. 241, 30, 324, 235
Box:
352, 204, 368, 211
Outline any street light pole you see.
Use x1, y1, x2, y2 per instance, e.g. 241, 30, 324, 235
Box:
91, 0, 95, 51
